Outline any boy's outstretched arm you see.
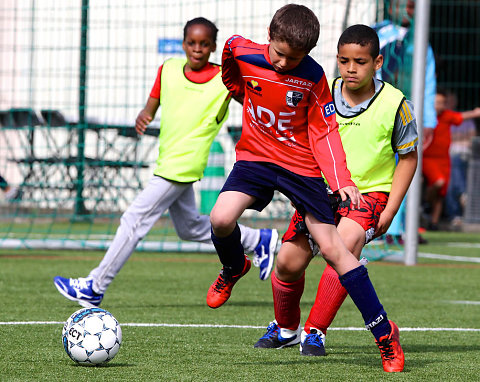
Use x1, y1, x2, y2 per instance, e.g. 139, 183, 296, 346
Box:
374, 150, 418, 238
135, 96, 160, 135
461, 107, 480, 121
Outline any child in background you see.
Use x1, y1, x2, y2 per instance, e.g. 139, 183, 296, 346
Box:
53, 17, 278, 308
206, 6, 404, 372
422, 89, 480, 230
254, 24, 415, 373
374, 0, 437, 245
446, 103, 477, 228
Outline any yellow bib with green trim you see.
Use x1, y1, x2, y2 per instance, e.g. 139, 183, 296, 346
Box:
153, 58, 230, 182
331, 78, 405, 193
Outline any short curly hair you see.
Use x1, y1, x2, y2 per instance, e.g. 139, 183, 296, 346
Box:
183, 17, 218, 44
337, 24, 380, 58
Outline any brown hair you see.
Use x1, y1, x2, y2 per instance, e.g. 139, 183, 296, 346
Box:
269, 4, 320, 54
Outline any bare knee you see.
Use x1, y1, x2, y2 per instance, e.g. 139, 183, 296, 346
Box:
274, 240, 312, 282
318, 241, 342, 265
275, 258, 306, 282
210, 210, 236, 237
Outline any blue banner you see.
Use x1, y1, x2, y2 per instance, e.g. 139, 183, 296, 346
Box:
158, 38, 183, 54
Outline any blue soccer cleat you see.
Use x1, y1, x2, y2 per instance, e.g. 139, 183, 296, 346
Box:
300, 327, 326, 356
254, 320, 301, 348
53, 276, 103, 308
253, 228, 278, 281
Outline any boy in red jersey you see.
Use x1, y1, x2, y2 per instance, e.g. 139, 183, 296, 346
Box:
422, 89, 480, 230
206, 6, 403, 372
254, 24, 416, 373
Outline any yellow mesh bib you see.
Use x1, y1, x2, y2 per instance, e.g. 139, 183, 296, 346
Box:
153, 58, 230, 182
331, 78, 405, 193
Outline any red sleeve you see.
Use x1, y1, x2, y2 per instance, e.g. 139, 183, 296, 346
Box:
308, 74, 355, 191
221, 36, 245, 99
447, 110, 463, 126
149, 65, 163, 99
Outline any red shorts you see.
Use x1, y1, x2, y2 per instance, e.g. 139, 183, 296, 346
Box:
422, 157, 450, 197
283, 192, 389, 246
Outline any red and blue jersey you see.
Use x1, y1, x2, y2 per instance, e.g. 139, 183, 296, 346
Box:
222, 35, 354, 191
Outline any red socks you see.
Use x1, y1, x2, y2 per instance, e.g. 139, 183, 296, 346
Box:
271, 272, 304, 331
304, 264, 348, 334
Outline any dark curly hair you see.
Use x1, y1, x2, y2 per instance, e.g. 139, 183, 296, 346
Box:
338, 24, 380, 58
183, 17, 218, 43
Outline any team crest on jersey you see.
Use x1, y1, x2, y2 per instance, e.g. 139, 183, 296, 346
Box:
286, 91, 303, 107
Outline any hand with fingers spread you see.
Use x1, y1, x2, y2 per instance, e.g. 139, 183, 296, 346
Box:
338, 185, 364, 210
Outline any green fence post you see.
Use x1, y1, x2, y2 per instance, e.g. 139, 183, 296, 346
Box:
74, 0, 89, 219
200, 140, 225, 214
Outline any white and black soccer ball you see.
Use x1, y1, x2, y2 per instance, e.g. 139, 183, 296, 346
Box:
62, 307, 122, 365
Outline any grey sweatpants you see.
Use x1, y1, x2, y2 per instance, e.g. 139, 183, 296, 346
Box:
89, 176, 260, 294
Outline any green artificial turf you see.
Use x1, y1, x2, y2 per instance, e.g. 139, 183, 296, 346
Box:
0, 231, 479, 381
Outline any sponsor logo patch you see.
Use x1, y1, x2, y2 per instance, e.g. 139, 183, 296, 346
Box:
365, 314, 385, 330
323, 102, 336, 117
285, 78, 312, 87
247, 80, 262, 95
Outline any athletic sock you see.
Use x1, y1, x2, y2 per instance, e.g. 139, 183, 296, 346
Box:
211, 223, 245, 275
339, 265, 391, 340
304, 264, 348, 335
272, 272, 304, 331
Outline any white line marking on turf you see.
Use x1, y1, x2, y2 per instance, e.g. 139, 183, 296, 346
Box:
0, 321, 65, 325
447, 242, 480, 249
383, 251, 480, 263
418, 252, 480, 263
1, 321, 479, 332
445, 300, 480, 305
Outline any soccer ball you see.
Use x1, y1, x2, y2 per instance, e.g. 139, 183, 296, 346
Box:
62, 307, 122, 365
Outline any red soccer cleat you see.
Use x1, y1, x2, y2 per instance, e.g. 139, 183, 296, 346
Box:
375, 320, 405, 372
207, 255, 251, 309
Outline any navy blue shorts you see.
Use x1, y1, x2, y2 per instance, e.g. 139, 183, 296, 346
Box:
221, 161, 334, 225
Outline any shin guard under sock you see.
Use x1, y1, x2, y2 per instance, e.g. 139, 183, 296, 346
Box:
211, 223, 245, 275
272, 272, 304, 331
304, 264, 348, 334
339, 265, 391, 340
